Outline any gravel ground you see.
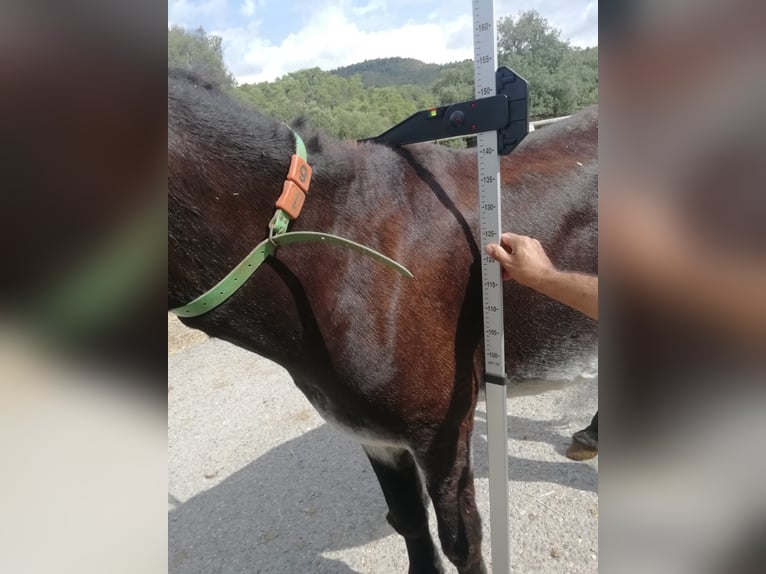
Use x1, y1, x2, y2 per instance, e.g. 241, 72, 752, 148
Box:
168, 315, 598, 573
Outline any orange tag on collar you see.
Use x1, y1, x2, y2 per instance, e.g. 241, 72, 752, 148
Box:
275, 180, 306, 219
285, 154, 312, 193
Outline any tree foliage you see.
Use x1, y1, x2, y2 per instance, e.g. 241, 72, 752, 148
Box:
168, 25, 234, 88
498, 12, 598, 118
432, 61, 475, 106
498, 11, 568, 65
236, 67, 435, 140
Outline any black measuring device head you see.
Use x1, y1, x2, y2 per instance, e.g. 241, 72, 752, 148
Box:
360, 66, 528, 156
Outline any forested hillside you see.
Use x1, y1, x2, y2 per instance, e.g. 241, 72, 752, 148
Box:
331, 57, 444, 87
236, 69, 436, 140
168, 11, 597, 141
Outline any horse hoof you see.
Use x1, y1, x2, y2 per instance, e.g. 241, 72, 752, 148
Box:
566, 437, 598, 461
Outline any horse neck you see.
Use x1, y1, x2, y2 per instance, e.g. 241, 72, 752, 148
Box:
168, 105, 358, 308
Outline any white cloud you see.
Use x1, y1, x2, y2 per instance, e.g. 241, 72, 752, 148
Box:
352, 0, 386, 16
191, 0, 597, 84
220, 6, 474, 84
241, 0, 256, 17
168, 0, 230, 29
568, 1, 598, 48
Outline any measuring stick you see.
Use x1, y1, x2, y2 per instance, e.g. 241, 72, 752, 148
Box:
472, 0, 510, 572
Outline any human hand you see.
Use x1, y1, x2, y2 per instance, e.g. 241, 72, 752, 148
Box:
485, 233, 556, 287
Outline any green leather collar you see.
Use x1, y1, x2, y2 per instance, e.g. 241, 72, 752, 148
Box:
172, 230, 412, 318
294, 128, 307, 160
171, 128, 412, 318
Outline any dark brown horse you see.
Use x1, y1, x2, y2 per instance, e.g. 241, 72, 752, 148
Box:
168, 68, 597, 574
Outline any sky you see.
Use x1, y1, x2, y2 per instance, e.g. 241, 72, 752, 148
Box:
168, 0, 597, 84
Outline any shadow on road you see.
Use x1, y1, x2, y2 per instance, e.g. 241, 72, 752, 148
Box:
170, 423, 388, 574
473, 410, 598, 494
170, 411, 596, 572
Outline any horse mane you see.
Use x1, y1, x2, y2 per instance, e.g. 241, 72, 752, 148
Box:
168, 67, 218, 90
287, 115, 329, 156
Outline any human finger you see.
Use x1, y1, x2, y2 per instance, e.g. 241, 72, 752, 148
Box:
485, 243, 514, 266
499, 232, 523, 251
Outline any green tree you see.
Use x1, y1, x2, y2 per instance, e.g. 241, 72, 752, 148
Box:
432, 61, 474, 105
498, 11, 568, 70
498, 11, 597, 119
568, 46, 599, 107
168, 25, 234, 88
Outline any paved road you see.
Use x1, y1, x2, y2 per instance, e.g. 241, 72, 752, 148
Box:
169, 316, 598, 573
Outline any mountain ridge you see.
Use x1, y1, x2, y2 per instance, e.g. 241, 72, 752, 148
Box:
330, 57, 470, 88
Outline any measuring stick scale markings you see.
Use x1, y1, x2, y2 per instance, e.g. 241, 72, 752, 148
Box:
473, 1, 510, 573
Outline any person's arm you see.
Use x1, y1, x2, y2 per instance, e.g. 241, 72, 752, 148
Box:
485, 233, 598, 320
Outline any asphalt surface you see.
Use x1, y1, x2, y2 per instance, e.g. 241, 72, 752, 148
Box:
168, 315, 598, 573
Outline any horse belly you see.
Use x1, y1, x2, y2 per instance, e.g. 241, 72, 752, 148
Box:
310, 398, 410, 454
502, 288, 599, 394
505, 350, 598, 396
291, 371, 412, 451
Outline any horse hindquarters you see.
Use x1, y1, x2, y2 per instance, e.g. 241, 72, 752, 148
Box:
567, 410, 598, 461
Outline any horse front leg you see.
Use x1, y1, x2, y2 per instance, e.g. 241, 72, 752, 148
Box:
416, 426, 486, 574
363, 445, 444, 574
